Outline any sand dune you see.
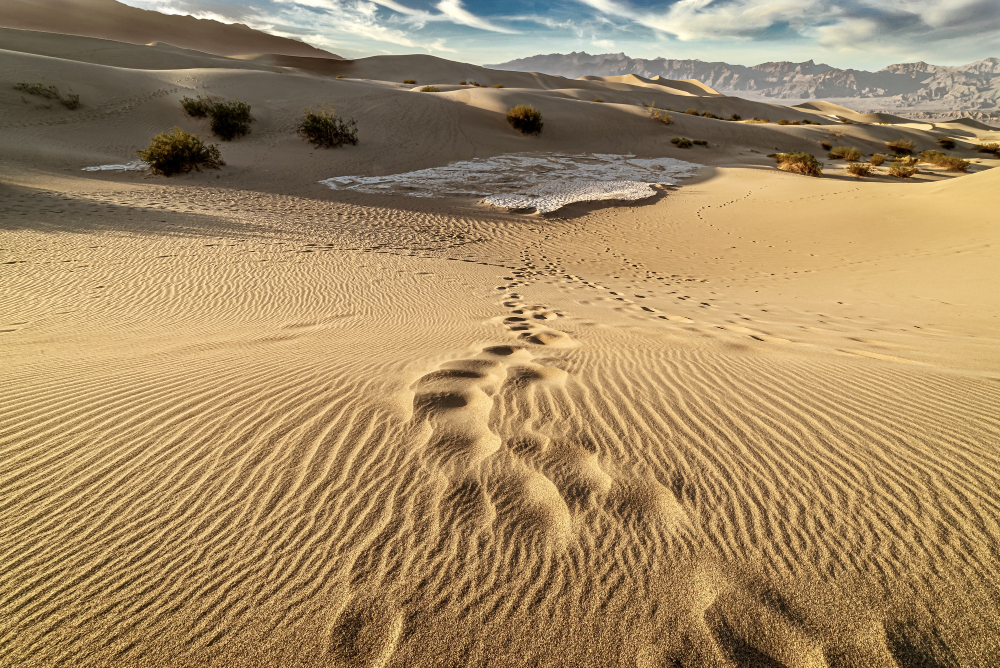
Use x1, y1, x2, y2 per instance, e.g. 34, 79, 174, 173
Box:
0, 0, 339, 58
2, 28, 1000, 668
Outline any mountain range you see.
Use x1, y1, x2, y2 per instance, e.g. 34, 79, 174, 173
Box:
491, 52, 1000, 112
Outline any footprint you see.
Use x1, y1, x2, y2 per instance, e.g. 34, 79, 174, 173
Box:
327, 596, 403, 668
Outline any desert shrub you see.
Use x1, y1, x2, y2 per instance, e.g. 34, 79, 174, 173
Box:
403, 79, 417, 84
976, 142, 1000, 156
820, 140, 832, 150
801, 119, 816, 125
847, 162, 873, 177
180, 94, 217, 118
506, 105, 543, 134
768, 152, 823, 177
671, 137, 693, 148
209, 99, 253, 141
886, 138, 915, 155
336, 75, 346, 79
136, 127, 224, 176
650, 108, 671, 124
692, 139, 708, 146
730, 113, 742, 121
491, 84, 504, 89
869, 153, 886, 166
777, 119, 789, 125
16, 81, 81, 109
937, 137, 956, 150
790, 121, 801, 125
420, 85, 440, 92
459, 81, 467, 85
470, 81, 481, 87
15, 82, 60, 99
918, 150, 969, 172
684, 108, 698, 115
888, 159, 917, 178
828, 146, 863, 161
747, 118, 770, 124
593, 97, 604, 103
298, 105, 358, 148
701, 111, 720, 119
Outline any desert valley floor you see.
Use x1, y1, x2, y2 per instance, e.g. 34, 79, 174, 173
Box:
2, 29, 1000, 667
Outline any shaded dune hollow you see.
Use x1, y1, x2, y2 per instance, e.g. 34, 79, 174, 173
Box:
2, 25, 1000, 668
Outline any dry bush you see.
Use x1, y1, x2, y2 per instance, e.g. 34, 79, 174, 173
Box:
828, 146, 863, 161
821, 141, 832, 150
459, 81, 467, 85
491, 84, 504, 89
847, 162, 873, 177
336, 75, 346, 79
180, 94, 218, 118
298, 105, 358, 148
403, 79, 417, 84
692, 139, 709, 147
701, 111, 720, 119
593, 97, 604, 103
506, 105, 543, 134
768, 152, 823, 177
419, 85, 440, 92
777, 119, 790, 125
650, 108, 671, 124
918, 150, 970, 172
888, 158, 917, 178
869, 153, 886, 166
886, 138, 915, 155
839, 117, 854, 124
937, 137, 956, 150
16, 81, 81, 109
747, 118, 770, 124
136, 127, 224, 176
684, 108, 699, 115
976, 142, 1000, 156
729, 113, 742, 121
671, 137, 693, 148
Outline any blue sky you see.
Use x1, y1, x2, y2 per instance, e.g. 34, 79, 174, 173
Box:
118, 0, 1000, 68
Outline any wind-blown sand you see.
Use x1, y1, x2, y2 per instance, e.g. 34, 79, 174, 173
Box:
2, 28, 999, 668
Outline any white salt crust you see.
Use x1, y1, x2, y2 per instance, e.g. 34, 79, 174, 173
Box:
82, 161, 147, 172
320, 153, 700, 213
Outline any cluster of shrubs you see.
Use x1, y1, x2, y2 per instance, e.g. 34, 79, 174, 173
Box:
680, 108, 744, 122
507, 105, 543, 134
181, 95, 254, 141
937, 137, 956, 150
419, 85, 440, 93
15, 81, 81, 109
776, 119, 818, 126
457, 81, 504, 88
977, 142, 1000, 156
140, 104, 359, 176
403, 79, 417, 84
768, 152, 823, 177
847, 163, 873, 177
671, 137, 708, 148
593, 97, 605, 103
918, 150, 969, 172
870, 153, 886, 166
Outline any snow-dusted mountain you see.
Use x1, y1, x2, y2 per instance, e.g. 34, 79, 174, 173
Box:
490, 52, 1000, 112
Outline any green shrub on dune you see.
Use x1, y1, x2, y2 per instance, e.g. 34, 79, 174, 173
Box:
298, 105, 358, 148
507, 105, 543, 135
828, 146, 863, 161
768, 152, 823, 177
137, 127, 224, 176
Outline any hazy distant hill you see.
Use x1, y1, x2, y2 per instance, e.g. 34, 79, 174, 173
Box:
0, 0, 340, 59
491, 52, 1000, 112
